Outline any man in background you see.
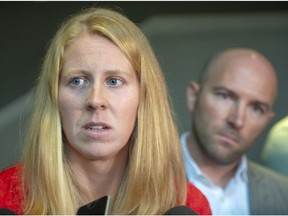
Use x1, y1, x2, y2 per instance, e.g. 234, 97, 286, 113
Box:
181, 48, 288, 214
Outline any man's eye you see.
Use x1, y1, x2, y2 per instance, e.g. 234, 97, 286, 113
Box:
252, 105, 265, 115
107, 78, 123, 87
216, 92, 229, 99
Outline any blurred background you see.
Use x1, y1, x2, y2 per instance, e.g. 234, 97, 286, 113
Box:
1, 1, 288, 170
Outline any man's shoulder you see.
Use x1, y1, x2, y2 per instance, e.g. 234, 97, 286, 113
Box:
247, 160, 288, 214
247, 160, 288, 188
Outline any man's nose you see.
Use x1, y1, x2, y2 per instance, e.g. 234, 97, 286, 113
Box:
227, 103, 246, 129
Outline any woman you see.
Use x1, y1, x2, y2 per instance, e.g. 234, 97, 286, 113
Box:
0, 7, 211, 215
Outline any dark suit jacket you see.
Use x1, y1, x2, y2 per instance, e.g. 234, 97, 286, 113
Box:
248, 160, 288, 214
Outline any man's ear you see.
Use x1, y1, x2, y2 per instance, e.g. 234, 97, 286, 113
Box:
186, 81, 200, 112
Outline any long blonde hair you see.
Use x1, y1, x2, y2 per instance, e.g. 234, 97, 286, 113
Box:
22, 7, 186, 214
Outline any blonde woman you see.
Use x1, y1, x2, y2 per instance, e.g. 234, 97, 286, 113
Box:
0, 7, 211, 215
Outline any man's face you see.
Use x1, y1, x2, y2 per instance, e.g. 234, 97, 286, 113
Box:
188, 54, 276, 165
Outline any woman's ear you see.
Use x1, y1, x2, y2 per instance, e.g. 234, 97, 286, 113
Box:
186, 81, 200, 112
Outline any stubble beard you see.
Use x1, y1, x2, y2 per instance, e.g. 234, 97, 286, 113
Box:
192, 122, 243, 166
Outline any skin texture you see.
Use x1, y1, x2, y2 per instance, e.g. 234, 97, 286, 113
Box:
186, 48, 278, 187
58, 33, 139, 200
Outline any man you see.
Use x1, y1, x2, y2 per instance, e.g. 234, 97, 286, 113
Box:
261, 116, 288, 175
181, 48, 288, 214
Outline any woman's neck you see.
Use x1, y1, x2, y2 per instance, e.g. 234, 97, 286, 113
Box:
67, 146, 129, 204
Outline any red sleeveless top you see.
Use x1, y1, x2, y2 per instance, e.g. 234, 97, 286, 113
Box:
0, 165, 211, 215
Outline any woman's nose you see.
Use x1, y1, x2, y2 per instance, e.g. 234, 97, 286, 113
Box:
85, 86, 107, 111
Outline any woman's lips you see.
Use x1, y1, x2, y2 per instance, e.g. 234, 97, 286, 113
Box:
82, 122, 112, 138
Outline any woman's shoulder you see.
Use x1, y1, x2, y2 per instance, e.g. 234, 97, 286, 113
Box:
0, 164, 23, 214
185, 181, 212, 215
1, 164, 20, 177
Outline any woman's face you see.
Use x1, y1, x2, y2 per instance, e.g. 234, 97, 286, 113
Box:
58, 33, 139, 162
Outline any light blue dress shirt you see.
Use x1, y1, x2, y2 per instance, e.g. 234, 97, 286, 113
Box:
181, 131, 250, 215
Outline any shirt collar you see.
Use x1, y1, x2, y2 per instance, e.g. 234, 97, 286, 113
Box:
235, 155, 248, 182
181, 131, 203, 182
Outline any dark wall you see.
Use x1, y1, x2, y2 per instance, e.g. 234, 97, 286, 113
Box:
1, 1, 288, 108
1, 2, 288, 169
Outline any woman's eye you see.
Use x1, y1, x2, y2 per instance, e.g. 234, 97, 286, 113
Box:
70, 77, 85, 86
107, 78, 123, 87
